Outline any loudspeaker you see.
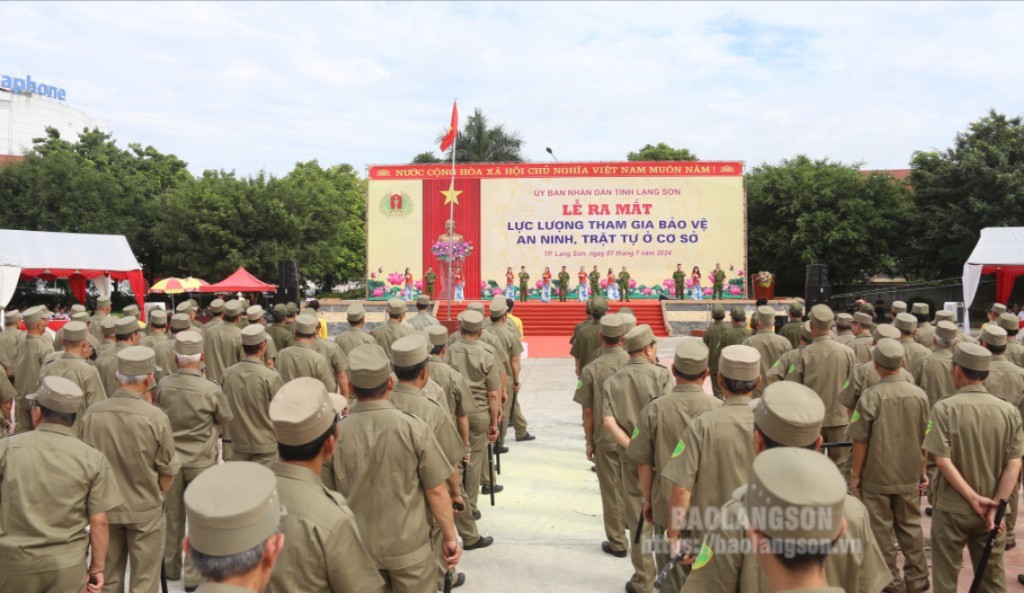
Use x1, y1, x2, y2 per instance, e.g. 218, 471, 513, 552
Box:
276, 259, 301, 304
805, 264, 828, 286
806, 284, 831, 306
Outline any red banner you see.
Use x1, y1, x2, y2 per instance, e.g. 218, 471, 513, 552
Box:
422, 178, 483, 300
369, 161, 743, 181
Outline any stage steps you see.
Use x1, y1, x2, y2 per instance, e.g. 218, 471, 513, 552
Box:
435, 300, 668, 337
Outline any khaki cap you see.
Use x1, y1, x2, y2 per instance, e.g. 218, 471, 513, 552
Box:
224, 300, 243, 317
621, 313, 637, 332
71, 304, 87, 314
872, 323, 901, 341
751, 382, 824, 447
273, 303, 288, 316
745, 448, 845, 542
295, 313, 318, 334
241, 324, 268, 346
170, 313, 192, 330
23, 305, 48, 325
466, 302, 484, 313
184, 462, 284, 557
416, 294, 431, 306
174, 331, 204, 355
911, 303, 929, 315
115, 316, 140, 336
991, 303, 1007, 315
346, 303, 365, 322
246, 305, 264, 322
386, 298, 407, 315
625, 324, 656, 353
28, 375, 83, 414
788, 302, 804, 316
835, 313, 853, 328
998, 313, 1020, 332
892, 301, 908, 314
981, 325, 1008, 347
117, 345, 160, 375
809, 304, 834, 331
122, 304, 140, 317
271, 377, 336, 446
673, 338, 709, 375
347, 344, 391, 389
459, 310, 485, 332
619, 307, 634, 316
756, 306, 775, 326
872, 338, 905, 370
62, 321, 88, 342
209, 299, 226, 314
96, 296, 112, 306
894, 313, 917, 332
286, 302, 298, 315
858, 301, 874, 314
4, 310, 20, 325
853, 312, 873, 325
953, 343, 991, 372
392, 334, 430, 367
71, 311, 90, 322
719, 345, 761, 382
175, 301, 194, 313
730, 306, 746, 321
490, 296, 508, 317
240, 299, 250, 309
935, 320, 958, 341
426, 325, 449, 346
799, 321, 813, 342
591, 298, 609, 314
935, 310, 955, 322
599, 314, 626, 338
101, 316, 118, 336
712, 304, 726, 319
149, 310, 168, 326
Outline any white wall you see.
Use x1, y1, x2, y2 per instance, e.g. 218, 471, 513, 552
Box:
0, 89, 109, 155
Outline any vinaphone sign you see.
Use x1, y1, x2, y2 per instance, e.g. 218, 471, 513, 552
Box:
0, 73, 67, 101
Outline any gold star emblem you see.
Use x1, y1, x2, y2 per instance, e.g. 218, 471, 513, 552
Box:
442, 187, 462, 205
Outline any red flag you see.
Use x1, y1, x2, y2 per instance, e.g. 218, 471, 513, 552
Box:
439, 101, 458, 152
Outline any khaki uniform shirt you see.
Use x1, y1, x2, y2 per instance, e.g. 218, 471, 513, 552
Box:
777, 319, 802, 349
38, 351, 107, 429
389, 383, 467, 464
140, 330, 168, 349
834, 330, 856, 348
445, 338, 500, 415
266, 462, 386, 593
766, 346, 804, 383
267, 322, 294, 352
88, 313, 107, 342
485, 320, 522, 378
335, 327, 375, 357
80, 388, 181, 523
203, 317, 223, 331
625, 384, 720, 527
914, 322, 935, 349
663, 396, 755, 535
0, 373, 15, 438
95, 342, 129, 399
152, 334, 176, 384
155, 368, 233, 469
838, 361, 914, 411
569, 318, 592, 350
1006, 341, 1024, 367
703, 321, 730, 374
204, 323, 243, 384
912, 348, 956, 406
311, 338, 347, 386
277, 342, 337, 392
602, 358, 673, 451
0, 423, 123, 573
325, 399, 453, 570
791, 336, 857, 427
13, 335, 52, 398
923, 384, 1024, 516
221, 358, 284, 454
847, 375, 929, 493
374, 319, 410, 361
900, 337, 931, 373
0, 330, 18, 374
408, 312, 440, 331
573, 346, 630, 451
718, 325, 751, 353
741, 330, 792, 397
852, 334, 874, 364
570, 321, 603, 370
985, 355, 1024, 408
427, 356, 470, 419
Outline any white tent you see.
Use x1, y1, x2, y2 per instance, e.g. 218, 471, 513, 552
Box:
0, 229, 146, 318
962, 227, 1024, 311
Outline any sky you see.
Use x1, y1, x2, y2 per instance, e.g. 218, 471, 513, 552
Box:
2, 1, 1023, 178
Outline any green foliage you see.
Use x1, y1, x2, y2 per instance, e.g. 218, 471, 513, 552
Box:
411, 151, 443, 164
904, 110, 1024, 279
627, 143, 698, 161
746, 155, 914, 294
443, 108, 524, 162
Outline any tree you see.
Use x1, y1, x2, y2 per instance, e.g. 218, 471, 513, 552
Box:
904, 110, 1024, 279
411, 151, 443, 164
443, 108, 524, 162
627, 143, 698, 161
746, 155, 914, 294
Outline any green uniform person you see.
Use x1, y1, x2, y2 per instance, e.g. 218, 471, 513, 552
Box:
618, 267, 631, 302
558, 266, 570, 302
518, 267, 530, 302
711, 263, 726, 300
267, 304, 294, 352
703, 304, 729, 399
570, 297, 609, 375
672, 264, 686, 299
425, 266, 437, 300
589, 266, 601, 299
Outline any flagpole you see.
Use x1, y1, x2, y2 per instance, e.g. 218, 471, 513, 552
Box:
446, 99, 457, 321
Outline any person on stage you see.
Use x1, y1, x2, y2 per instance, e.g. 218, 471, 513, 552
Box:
605, 268, 619, 301
589, 266, 601, 299
453, 265, 464, 302
578, 266, 589, 302
558, 266, 570, 303
672, 264, 686, 299
541, 267, 553, 303
617, 266, 631, 302
690, 266, 702, 300
518, 266, 530, 302
711, 262, 726, 300
425, 266, 437, 300
505, 267, 516, 300
403, 267, 414, 300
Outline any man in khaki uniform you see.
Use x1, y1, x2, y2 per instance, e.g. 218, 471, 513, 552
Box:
140, 309, 169, 349
96, 316, 117, 355
626, 338, 720, 592
569, 300, 593, 375
777, 301, 803, 348
204, 300, 244, 383
174, 301, 204, 336
0, 372, 15, 438
182, 463, 286, 593
222, 325, 285, 464
311, 323, 348, 396
12, 305, 53, 434
602, 324, 673, 593
53, 304, 85, 351
665, 345, 759, 550
37, 320, 106, 431
572, 297, 609, 374
96, 316, 141, 398
0, 376, 123, 593
742, 306, 792, 398
935, 309, 974, 345
851, 311, 875, 364
925, 342, 1024, 593
245, 305, 278, 368
767, 321, 812, 384
277, 314, 336, 392
325, 344, 462, 593
486, 296, 531, 443
89, 296, 111, 342
720, 307, 751, 352
409, 294, 440, 331
839, 324, 913, 412
154, 314, 191, 383
574, 314, 631, 558
0, 310, 22, 376
913, 320, 959, 406
849, 339, 929, 593
895, 313, 931, 371
284, 302, 299, 334
444, 311, 501, 540
833, 312, 855, 347
682, 382, 891, 593
267, 304, 293, 352
203, 298, 225, 331
426, 325, 472, 428
375, 298, 412, 361
265, 377, 386, 593
335, 303, 375, 356
703, 304, 729, 399
891, 300, 908, 321
999, 312, 1024, 366
80, 346, 181, 593
912, 303, 935, 348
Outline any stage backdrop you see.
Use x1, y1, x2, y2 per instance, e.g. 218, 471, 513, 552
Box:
366, 161, 746, 300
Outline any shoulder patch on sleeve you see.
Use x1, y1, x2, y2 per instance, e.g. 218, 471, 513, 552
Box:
692, 542, 714, 570
671, 439, 686, 458
850, 410, 861, 423
843, 379, 850, 389
925, 419, 933, 435
630, 426, 640, 440
787, 364, 796, 374
576, 379, 583, 390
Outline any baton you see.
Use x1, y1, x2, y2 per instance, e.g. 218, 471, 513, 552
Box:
654, 548, 689, 590
461, 458, 468, 494
633, 511, 644, 544
968, 498, 1008, 593
496, 432, 502, 476
487, 443, 496, 507
820, 441, 852, 449
160, 562, 168, 593
443, 569, 453, 593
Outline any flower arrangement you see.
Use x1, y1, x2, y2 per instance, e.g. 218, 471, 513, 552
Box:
729, 285, 742, 296
387, 272, 405, 286
372, 287, 384, 297
757, 271, 773, 288
431, 240, 474, 262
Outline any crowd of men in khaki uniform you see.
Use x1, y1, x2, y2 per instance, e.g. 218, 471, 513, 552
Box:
570, 295, 1024, 593
0, 293, 537, 593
